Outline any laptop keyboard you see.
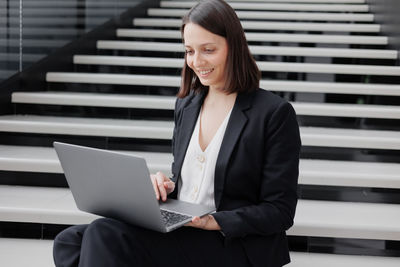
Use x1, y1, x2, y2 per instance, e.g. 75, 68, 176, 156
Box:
160, 209, 192, 228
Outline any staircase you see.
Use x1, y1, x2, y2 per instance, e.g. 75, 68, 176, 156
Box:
1, 0, 400, 266
0, 0, 139, 82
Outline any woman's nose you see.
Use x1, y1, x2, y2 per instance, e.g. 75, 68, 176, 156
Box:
193, 53, 205, 68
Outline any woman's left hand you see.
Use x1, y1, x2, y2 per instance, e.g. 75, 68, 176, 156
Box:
185, 214, 221, 231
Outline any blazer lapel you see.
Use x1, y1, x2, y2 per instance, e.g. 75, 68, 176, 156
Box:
214, 92, 253, 209
174, 91, 206, 182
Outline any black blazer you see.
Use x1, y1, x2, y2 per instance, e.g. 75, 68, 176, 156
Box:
170, 88, 301, 267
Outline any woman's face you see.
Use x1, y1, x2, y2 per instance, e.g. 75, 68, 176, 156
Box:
183, 23, 229, 91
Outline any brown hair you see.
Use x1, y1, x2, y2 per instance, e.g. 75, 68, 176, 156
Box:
178, 0, 260, 98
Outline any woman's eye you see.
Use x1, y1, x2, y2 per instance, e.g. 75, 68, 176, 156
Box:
205, 49, 214, 53
185, 50, 194, 55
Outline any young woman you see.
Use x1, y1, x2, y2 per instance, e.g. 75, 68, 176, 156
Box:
53, 1, 301, 266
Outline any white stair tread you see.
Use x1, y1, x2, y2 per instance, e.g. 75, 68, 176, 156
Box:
12, 92, 177, 110
0, 238, 54, 267
291, 102, 400, 119
0, 145, 172, 175
74, 54, 400, 75
148, 8, 374, 22
261, 79, 400, 96
1, 238, 399, 267
74, 55, 183, 68
46, 72, 400, 96
97, 40, 395, 59
1, 145, 399, 188
291, 199, 400, 240
299, 159, 400, 188
12, 91, 400, 119
117, 29, 388, 45
288, 252, 400, 267
1, 185, 400, 240
160, 1, 369, 12
0, 115, 399, 150
300, 126, 400, 150
0, 185, 99, 225
257, 61, 400, 76
133, 18, 380, 33
47, 72, 182, 87
0, 115, 174, 140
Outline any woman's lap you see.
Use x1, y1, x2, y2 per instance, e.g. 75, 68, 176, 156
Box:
54, 218, 250, 267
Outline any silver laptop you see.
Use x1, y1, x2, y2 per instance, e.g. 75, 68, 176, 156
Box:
54, 142, 215, 233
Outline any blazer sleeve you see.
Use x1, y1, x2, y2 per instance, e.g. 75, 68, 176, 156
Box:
168, 98, 181, 199
212, 102, 301, 239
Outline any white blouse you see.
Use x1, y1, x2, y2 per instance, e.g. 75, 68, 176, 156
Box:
178, 108, 232, 208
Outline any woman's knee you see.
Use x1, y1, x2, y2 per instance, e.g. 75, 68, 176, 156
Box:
84, 218, 127, 241
54, 224, 88, 246
53, 224, 88, 267
84, 217, 156, 246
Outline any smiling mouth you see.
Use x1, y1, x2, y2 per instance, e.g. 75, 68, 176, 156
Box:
198, 68, 214, 76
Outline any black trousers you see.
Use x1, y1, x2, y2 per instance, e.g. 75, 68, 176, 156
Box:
53, 218, 251, 267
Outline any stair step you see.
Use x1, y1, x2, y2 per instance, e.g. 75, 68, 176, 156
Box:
0, 238, 54, 267
12, 91, 400, 119
147, 8, 374, 22
47, 72, 181, 87
299, 159, 400, 188
97, 40, 396, 59
46, 72, 400, 96
0, 115, 174, 140
0, 145, 172, 175
75, 54, 400, 75
0, 115, 399, 150
292, 102, 400, 119
288, 252, 400, 267
160, 1, 369, 12
300, 127, 400, 150
1, 145, 399, 189
292, 199, 400, 240
13, 92, 176, 110
1, 238, 399, 267
1, 185, 399, 240
133, 18, 380, 33
117, 29, 388, 45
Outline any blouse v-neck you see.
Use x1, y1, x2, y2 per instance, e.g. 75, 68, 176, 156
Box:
197, 107, 233, 153
177, 107, 233, 206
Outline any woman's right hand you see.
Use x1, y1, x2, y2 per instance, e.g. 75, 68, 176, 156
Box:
150, 171, 175, 202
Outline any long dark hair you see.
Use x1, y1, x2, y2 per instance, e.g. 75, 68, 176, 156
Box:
178, 0, 260, 98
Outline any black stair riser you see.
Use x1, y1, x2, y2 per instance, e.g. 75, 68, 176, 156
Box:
14, 104, 174, 120
0, 132, 172, 152
0, 221, 399, 257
